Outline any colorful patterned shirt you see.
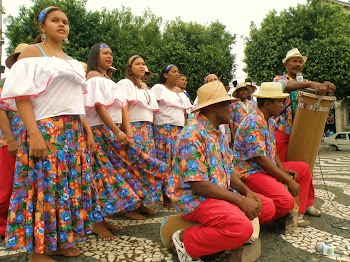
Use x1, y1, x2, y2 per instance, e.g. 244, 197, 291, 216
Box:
273, 72, 296, 135
232, 108, 276, 181
167, 114, 234, 215
0, 79, 23, 147
229, 99, 256, 138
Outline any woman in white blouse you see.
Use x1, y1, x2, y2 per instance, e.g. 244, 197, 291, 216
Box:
151, 64, 192, 207
114, 55, 166, 220
1, 6, 94, 261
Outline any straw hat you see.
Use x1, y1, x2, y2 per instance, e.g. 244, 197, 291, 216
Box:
232, 82, 253, 97
144, 65, 154, 76
282, 48, 307, 64
253, 82, 289, 99
192, 81, 237, 112
245, 82, 257, 92
5, 43, 29, 68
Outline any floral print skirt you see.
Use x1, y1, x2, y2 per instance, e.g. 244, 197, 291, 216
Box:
153, 124, 182, 168
5, 116, 94, 254
92, 123, 166, 205
88, 139, 141, 221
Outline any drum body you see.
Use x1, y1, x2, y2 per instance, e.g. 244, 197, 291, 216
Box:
286, 91, 335, 172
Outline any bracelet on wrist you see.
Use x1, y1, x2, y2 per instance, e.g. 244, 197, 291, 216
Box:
127, 136, 134, 139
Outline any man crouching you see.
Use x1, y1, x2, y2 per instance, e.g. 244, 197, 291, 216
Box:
166, 81, 275, 262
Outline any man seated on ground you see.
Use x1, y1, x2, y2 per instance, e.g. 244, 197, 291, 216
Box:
233, 82, 314, 227
166, 81, 275, 262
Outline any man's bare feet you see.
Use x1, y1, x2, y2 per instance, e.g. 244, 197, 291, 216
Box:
92, 222, 116, 240
45, 247, 80, 257
29, 252, 56, 262
139, 205, 157, 215
125, 210, 146, 220
103, 220, 122, 230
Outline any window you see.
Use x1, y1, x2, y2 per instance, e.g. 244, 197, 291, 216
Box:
335, 134, 347, 140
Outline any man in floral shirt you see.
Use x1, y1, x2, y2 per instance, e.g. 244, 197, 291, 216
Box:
229, 82, 256, 141
0, 44, 26, 239
167, 81, 275, 262
273, 48, 336, 217
233, 82, 314, 228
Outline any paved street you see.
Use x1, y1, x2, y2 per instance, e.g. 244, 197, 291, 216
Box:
1, 150, 350, 262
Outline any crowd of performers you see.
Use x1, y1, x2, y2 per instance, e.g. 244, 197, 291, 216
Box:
0, 6, 337, 262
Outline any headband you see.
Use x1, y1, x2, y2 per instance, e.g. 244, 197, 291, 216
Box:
204, 74, 216, 84
100, 43, 110, 50
166, 64, 175, 71
38, 7, 55, 23
128, 55, 140, 66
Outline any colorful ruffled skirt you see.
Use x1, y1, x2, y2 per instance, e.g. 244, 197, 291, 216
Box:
5, 116, 94, 254
153, 124, 182, 168
88, 140, 141, 221
92, 122, 166, 205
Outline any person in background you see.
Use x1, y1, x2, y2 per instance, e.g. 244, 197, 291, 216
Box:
229, 82, 255, 142
0, 43, 27, 242
141, 65, 154, 88
176, 74, 191, 100
151, 64, 192, 207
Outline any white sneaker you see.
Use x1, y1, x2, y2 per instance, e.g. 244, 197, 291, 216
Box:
171, 229, 203, 262
306, 206, 321, 217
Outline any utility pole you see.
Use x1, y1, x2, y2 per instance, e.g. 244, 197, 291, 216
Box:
0, 0, 5, 78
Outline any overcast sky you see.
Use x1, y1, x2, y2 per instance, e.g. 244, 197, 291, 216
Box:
4, 0, 308, 78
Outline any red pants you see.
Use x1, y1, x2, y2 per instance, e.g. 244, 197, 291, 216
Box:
0, 146, 15, 236
245, 161, 313, 217
181, 195, 275, 258
275, 130, 315, 208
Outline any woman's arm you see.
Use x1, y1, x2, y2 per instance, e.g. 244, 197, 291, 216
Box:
0, 110, 17, 156
15, 98, 47, 158
121, 103, 134, 145
95, 104, 129, 145
82, 118, 96, 153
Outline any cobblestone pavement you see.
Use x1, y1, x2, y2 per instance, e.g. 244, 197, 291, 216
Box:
1, 151, 349, 262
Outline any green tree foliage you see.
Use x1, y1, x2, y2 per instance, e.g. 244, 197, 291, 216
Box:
6, 0, 235, 99
244, 0, 350, 98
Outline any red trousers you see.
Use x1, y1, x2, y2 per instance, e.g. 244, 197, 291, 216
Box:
245, 161, 313, 218
181, 195, 275, 258
275, 130, 315, 208
0, 146, 15, 236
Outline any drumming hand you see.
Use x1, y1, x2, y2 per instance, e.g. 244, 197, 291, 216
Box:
286, 179, 300, 197
309, 82, 328, 96
323, 81, 336, 93
239, 196, 260, 220
29, 133, 48, 158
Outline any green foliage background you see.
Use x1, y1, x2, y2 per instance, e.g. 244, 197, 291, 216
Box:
244, 0, 350, 99
6, 0, 236, 100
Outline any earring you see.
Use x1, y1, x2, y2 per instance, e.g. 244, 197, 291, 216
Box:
64, 37, 69, 44
41, 32, 46, 42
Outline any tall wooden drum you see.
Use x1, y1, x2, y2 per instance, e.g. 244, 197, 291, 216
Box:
286, 91, 336, 172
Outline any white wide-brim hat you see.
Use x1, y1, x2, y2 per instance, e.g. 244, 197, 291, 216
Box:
253, 82, 290, 99
192, 81, 238, 112
282, 48, 307, 64
232, 82, 253, 97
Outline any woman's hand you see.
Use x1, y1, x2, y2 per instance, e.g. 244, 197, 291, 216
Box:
86, 133, 96, 153
29, 133, 48, 158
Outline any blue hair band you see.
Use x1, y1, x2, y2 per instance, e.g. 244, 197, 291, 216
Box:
100, 43, 110, 50
166, 64, 175, 71
38, 7, 54, 23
